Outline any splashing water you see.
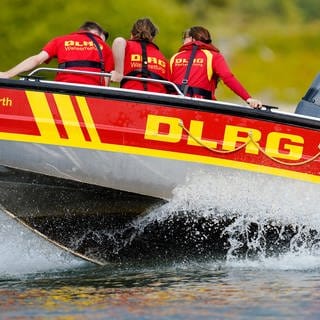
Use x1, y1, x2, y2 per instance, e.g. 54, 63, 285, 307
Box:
90, 169, 320, 264
0, 210, 88, 276
1, 168, 319, 272
169, 170, 319, 262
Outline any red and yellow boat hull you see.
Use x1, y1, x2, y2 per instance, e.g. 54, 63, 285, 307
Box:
0, 79, 319, 200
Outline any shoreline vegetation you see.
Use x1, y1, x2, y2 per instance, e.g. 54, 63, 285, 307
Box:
1, 0, 318, 111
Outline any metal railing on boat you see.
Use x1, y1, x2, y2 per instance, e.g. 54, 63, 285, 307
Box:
24, 67, 280, 112
25, 67, 185, 96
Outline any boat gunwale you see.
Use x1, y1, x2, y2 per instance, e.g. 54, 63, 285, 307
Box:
0, 78, 319, 130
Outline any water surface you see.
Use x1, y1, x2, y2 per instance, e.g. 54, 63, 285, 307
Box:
1, 171, 319, 319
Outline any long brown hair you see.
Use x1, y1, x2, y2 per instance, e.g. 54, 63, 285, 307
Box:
131, 18, 158, 42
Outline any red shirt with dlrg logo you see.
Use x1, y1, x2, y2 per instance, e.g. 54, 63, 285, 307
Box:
170, 40, 251, 101
43, 31, 114, 85
121, 40, 170, 93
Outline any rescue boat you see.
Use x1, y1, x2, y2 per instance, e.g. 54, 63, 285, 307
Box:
0, 68, 319, 264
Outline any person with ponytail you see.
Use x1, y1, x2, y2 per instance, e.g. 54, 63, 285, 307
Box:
170, 26, 262, 108
111, 18, 170, 93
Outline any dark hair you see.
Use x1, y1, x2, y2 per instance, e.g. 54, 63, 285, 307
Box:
184, 26, 212, 44
131, 18, 158, 42
79, 21, 109, 40
183, 26, 220, 52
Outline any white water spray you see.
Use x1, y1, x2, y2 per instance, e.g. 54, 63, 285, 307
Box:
0, 210, 87, 276
116, 169, 320, 267
1, 167, 319, 273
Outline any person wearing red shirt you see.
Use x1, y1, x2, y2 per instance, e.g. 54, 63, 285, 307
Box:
170, 26, 262, 108
0, 21, 114, 86
111, 18, 170, 93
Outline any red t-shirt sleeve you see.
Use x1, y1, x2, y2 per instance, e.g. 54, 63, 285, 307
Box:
213, 52, 251, 101
42, 37, 59, 64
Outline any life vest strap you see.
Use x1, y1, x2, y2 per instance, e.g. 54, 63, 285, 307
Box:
58, 60, 103, 69
122, 69, 166, 81
181, 44, 198, 95
121, 69, 172, 92
140, 41, 149, 91
178, 85, 212, 99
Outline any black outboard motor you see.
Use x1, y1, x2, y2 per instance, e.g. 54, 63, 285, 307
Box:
295, 73, 320, 118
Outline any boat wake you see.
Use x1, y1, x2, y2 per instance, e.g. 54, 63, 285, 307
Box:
69, 170, 320, 264
1, 170, 319, 273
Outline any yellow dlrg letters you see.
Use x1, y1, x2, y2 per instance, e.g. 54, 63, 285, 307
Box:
265, 132, 304, 160
223, 125, 261, 154
145, 115, 182, 143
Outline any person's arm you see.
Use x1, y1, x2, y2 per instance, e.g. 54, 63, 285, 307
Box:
110, 37, 127, 82
103, 44, 115, 86
213, 53, 262, 108
0, 51, 49, 79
